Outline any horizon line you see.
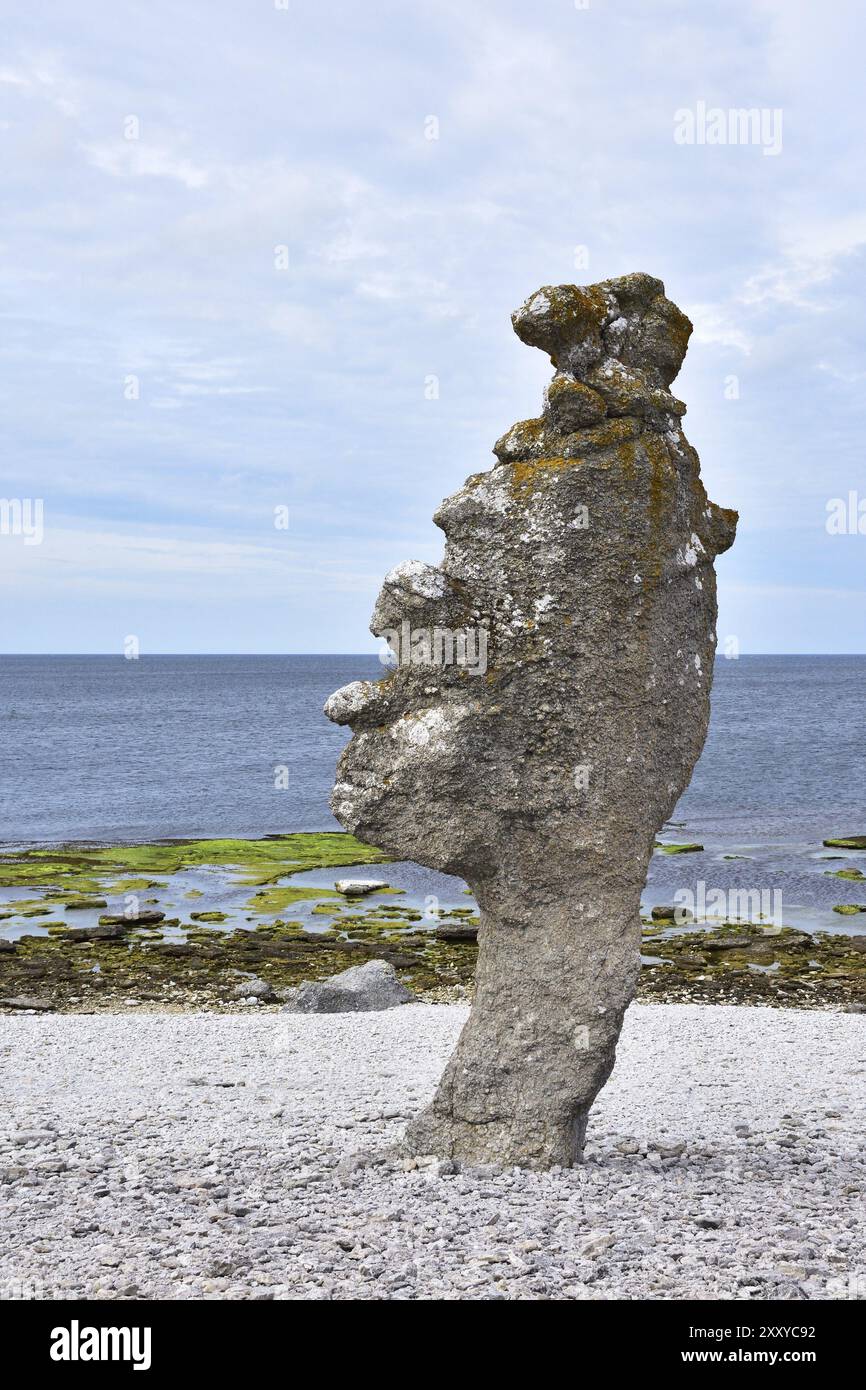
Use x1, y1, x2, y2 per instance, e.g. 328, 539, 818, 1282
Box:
2, 651, 866, 659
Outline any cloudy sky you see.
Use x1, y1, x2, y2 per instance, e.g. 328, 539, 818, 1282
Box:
2, 0, 865, 653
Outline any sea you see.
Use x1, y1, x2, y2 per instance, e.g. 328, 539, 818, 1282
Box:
1, 654, 865, 931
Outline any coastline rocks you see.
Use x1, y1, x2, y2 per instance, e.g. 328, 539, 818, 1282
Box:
227, 975, 277, 1002
434, 923, 479, 941
98, 911, 165, 928
654, 842, 704, 855
334, 880, 387, 897
0, 995, 53, 1011
281, 960, 414, 1014
650, 905, 695, 923
66, 923, 129, 942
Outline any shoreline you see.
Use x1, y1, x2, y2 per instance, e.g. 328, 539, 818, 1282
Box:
1, 832, 864, 1015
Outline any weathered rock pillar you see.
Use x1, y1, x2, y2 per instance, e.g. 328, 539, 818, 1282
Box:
325, 273, 737, 1168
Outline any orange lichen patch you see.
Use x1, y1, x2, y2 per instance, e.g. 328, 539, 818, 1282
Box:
512, 284, 608, 366
664, 304, 693, 360
508, 418, 647, 499
493, 416, 548, 462
545, 376, 607, 429
560, 417, 643, 458
509, 454, 574, 496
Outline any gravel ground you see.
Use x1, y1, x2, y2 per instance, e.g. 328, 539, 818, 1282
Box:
1, 1003, 864, 1301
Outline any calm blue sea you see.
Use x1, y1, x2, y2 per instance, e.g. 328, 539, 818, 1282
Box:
0, 655, 864, 926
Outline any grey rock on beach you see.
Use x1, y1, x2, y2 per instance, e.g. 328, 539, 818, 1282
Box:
282, 960, 414, 1014
325, 273, 737, 1168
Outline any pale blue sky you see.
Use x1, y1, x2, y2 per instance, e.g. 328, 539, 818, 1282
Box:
1, 0, 865, 653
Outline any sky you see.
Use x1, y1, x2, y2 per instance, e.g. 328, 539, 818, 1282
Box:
1, 0, 865, 654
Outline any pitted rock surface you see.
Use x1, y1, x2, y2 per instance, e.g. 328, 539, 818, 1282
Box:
326, 273, 737, 1168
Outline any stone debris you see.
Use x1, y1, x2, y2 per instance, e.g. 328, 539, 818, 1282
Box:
0, 1003, 861, 1302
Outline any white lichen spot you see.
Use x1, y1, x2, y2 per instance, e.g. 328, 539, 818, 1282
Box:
473, 473, 511, 516
391, 704, 469, 755
387, 559, 448, 600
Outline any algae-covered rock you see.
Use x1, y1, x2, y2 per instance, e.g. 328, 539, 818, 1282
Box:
326, 272, 736, 1168
98, 910, 165, 928
655, 842, 704, 855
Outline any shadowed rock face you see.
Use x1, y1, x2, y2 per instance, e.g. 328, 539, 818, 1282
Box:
325, 272, 737, 1168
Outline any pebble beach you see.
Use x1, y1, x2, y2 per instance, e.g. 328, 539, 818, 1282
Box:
2, 1001, 863, 1301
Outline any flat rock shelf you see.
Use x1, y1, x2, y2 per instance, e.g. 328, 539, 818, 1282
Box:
1, 1003, 863, 1301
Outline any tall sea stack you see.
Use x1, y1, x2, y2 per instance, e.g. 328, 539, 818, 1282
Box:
325, 273, 737, 1168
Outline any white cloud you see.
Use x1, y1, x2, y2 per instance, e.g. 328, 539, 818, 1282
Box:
82, 140, 209, 189
687, 305, 752, 355
2, 0, 866, 652
740, 213, 866, 309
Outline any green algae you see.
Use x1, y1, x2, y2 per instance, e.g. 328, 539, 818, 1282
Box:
826, 868, 866, 881
0, 832, 388, 894
654, 842, 704, 855
0, 833, 390, 936
823, 837, 866, 850
833, 904, 866, 915
0, 862, 103, 894
104, 879, 166, 894
189, 911, 229, 923
245, 884, 340, 915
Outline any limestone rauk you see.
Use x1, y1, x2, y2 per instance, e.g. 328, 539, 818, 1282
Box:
325, 273, 737, 1168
